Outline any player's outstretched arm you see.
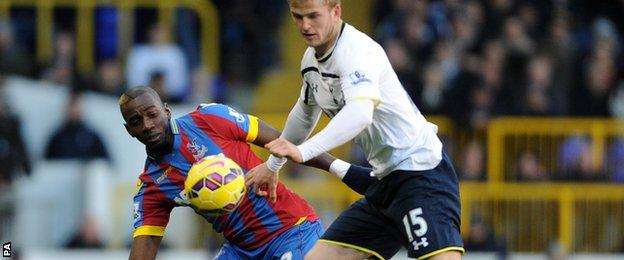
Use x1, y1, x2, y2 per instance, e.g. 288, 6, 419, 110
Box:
247, 120, 377, 199
129, 235, 161, 260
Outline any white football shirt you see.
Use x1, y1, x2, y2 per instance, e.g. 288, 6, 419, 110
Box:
298, 23, 442, 178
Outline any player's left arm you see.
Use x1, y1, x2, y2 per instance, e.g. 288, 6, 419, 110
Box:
271, 99, 375, 163
200, 104, 376, 197
129, 235, 162, 260
248, 119, 377, 197
252, 119, 347, 171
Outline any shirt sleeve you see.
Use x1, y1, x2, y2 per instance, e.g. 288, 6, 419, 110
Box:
338, 48, 383, 106
132, 176, 173, 238
195, 103, 259, 143
297, 99, 374, 162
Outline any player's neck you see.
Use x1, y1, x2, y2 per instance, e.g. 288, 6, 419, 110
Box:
163, 130, 174, 153
147, 129, 174, 159
315, 20, 343, 59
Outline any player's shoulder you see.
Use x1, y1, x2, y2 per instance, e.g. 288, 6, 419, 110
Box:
334, 23, 385, 59
195, 103, 233, 116
300, 47, 316, 68
194, 103, 248, 124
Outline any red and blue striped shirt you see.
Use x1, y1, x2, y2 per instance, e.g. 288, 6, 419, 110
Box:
132, 103, 318, 249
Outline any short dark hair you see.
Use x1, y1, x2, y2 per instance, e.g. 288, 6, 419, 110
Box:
118, 86, 161, 106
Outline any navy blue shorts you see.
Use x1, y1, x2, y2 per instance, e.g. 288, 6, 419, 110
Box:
320, 153, 464, 259
215, 220, 323, 260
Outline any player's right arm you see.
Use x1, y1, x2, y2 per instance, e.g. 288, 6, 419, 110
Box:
248, 113, 377, 197
129, 236, 161, 260
129, 174, 172, 260
261, 99, 322, 172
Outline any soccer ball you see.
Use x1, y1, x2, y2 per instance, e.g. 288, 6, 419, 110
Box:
185, 155, 246, 216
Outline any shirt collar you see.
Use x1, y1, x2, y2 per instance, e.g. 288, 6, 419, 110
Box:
316, 22, 346, 63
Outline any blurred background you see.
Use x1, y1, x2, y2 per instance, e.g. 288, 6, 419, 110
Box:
0, 0, 623, 259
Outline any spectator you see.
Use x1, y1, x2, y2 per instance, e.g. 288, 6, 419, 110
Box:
572, 42, 617, 117
419, 61, 446, 114
558, 136, 607, 181
188, 67, 229, 105
384, 38, 418, 100
147, 71, 168, 102
0, 74, 30, 244
541, 11, 575, 115
0, 75, 30, 187
211, 0, 285, 108
0, 20, 33, 77
608, 139, 624, 182
516, 150, 548, 181
45, 91, 109, 161
40, 31, 84, 89
126, 23, 189, 103
464, 214, 507, 260
89, 59, 125, 96
501, 16, 535, 57
458, 139, 486, 181
519, 55, 558, 115
65, 215, 104, 249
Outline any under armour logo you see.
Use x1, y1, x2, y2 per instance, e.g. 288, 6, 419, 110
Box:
412, 237, 429, 251
306, 81, 318, 93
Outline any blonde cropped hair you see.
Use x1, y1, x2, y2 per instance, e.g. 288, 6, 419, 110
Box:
287, 0, 340, 7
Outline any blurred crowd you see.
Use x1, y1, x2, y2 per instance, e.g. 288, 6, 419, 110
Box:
0, 0, 286, 105
375, 0, 624, 124
370, 0, 624, 183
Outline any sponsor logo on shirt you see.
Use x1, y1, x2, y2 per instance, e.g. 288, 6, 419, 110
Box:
228, 107, 245, 123
349, 70, 371, 85
174, 190, 190, 206
156, 167, 173, 184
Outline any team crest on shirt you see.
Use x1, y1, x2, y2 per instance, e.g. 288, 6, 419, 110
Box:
187, 138, 208, 161
156, 167, 173, 184
349, 70, 371, 85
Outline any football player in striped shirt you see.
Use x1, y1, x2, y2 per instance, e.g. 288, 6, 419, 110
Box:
120, 86, 374, 260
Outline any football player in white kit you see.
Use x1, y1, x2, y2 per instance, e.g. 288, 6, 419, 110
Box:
246, 0, 464, 259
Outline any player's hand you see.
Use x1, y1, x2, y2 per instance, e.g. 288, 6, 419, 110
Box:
246, 163, 279, 203
265, 138, 303, 163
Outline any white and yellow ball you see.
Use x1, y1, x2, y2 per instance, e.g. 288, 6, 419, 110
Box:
185, 155, 246, 216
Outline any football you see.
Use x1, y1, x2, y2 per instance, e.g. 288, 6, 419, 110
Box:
184, 155, 246, 216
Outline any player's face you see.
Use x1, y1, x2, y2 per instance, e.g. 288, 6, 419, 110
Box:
289, 0, 341, 50
121, 93, 171, 150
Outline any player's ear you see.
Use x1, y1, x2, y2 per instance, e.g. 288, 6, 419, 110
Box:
164, 103, 172, 119
332, 3, 341, 19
